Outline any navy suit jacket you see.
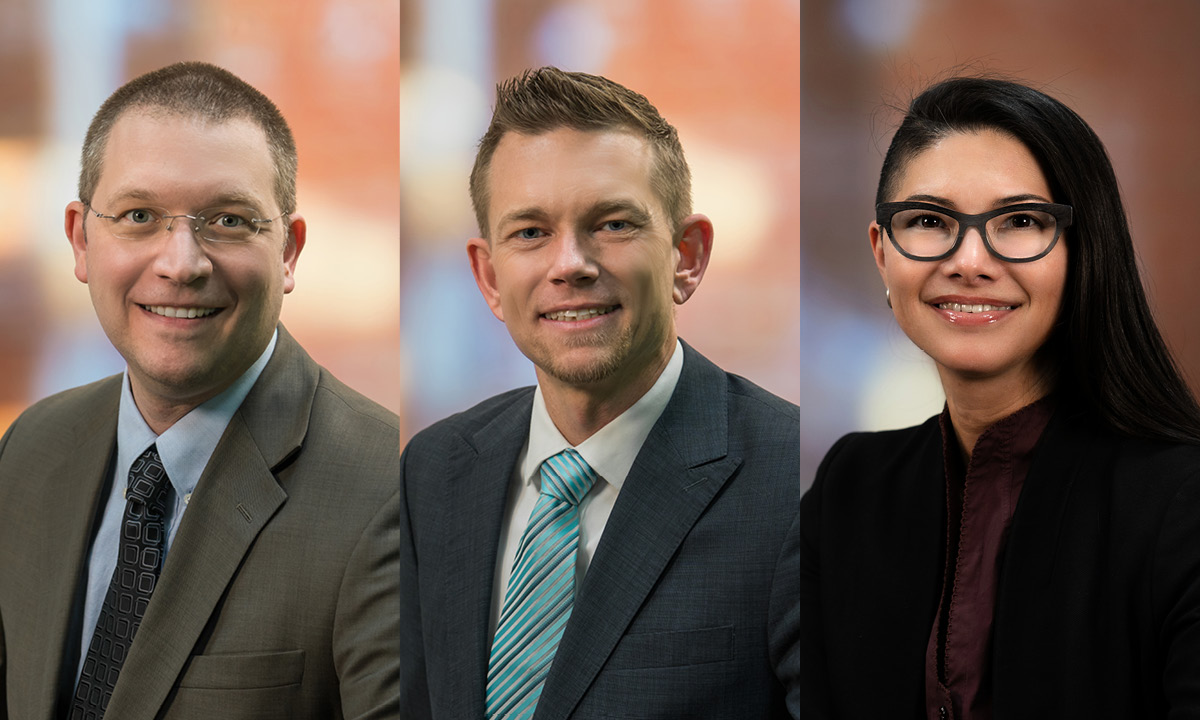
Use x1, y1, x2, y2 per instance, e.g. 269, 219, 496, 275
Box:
801, 407, 1200, 718
400, 342, 801, 718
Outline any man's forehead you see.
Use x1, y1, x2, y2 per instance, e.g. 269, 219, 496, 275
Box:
94, 109, 275, 206
487, 128, 655, 196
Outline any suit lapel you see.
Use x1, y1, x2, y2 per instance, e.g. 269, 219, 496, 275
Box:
535, 344, 740, 719
28, 379, 121, 720
440, 394, 533, 718
102, 326, 314, 719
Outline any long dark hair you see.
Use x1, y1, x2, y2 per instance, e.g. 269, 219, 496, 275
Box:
877, 76, 1200, 444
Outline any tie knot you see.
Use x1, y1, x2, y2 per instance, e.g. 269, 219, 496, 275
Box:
127, 444, 170, 506
539, 448, 596, 506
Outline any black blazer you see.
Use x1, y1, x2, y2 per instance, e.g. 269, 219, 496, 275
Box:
800, 408, 1200, 719
399, 342, 802, 719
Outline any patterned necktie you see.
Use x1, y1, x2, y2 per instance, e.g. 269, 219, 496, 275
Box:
71, 445, 172, 719
486, 448, 597, 720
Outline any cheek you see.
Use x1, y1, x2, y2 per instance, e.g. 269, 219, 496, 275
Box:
88, 249, 141, 297
221, 251, 282, 293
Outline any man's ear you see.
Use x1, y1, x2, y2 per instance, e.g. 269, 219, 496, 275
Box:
65, 201, 89, 284
281, 214, 307, 294
467, 237, 504, 322
672, 214, 713, 305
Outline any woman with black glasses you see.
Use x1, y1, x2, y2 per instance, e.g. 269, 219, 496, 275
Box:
800, 77, 1200, 719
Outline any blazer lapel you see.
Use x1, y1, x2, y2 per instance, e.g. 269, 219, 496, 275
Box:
991, 408, 1108, 674
534, 344, 741, 719
26, 379, 121, 720
102, 326, 312, 719
438, 394, 533, 718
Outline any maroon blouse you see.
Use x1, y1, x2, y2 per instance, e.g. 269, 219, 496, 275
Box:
924, 398, 1054, 720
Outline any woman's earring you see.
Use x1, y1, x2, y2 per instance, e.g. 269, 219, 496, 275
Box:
886, 287, 892, 308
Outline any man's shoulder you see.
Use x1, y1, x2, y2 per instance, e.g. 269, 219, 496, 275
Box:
286, 366, 400, 482
721, 369, 799, 424
408, 386, 534, 451
679, 343, 798, 434
310, 366, 400, 437
253, 326, 399, 452
2, 374, 122, 443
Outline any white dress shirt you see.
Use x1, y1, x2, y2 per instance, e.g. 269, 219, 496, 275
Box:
76, 330, 277, 680
488, 340, 684, 639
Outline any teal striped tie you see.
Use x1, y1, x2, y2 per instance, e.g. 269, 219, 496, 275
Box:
486, 448, 597, 719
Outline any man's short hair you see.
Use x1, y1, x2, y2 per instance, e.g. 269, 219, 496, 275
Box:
469, 66, 692, 238
79, 61, 298, 214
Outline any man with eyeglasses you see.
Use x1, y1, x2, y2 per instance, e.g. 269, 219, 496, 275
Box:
0, 62, 399, 719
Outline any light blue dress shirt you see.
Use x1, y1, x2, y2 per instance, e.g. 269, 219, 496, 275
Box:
75, 330, 278, 680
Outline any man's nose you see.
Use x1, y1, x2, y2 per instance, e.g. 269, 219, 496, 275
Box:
549, 231, 599, 284
152, 219, 213, 284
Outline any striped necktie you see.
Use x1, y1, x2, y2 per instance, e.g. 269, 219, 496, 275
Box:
486, 448, 597, 719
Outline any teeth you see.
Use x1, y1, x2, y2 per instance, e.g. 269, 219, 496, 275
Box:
544, 306, 615, 322
145, 305, 218, 319
936, 302, 1014, 313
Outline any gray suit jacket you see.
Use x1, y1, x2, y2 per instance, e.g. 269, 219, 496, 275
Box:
0, 326, 400, 720
399, 342, 801, 718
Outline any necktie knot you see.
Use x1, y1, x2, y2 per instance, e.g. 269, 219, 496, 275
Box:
539, 448, 596, 506
126, 445, 170, 506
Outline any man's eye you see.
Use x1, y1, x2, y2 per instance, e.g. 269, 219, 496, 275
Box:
601, 220, 629, 232
122, 209, 158, 224
212, 213, 248, 228
516, 228, 544, 239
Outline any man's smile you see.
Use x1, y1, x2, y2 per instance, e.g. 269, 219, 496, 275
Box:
139, 304, 222, 319
541, 305, 618, 322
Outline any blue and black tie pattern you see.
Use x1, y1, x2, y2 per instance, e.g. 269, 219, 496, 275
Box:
71, 445, 171, 719
486, 448, 597, 719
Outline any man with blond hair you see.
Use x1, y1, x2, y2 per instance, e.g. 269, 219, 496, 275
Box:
400, 67, 801, 719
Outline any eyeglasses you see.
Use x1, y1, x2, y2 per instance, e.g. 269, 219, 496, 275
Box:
875, 201, 1073, 263
86, 205, 287, 243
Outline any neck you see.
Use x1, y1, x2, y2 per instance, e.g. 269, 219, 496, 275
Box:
538, 341, 675, 447
939, 366, 1054, 461
129, 377, 223, 435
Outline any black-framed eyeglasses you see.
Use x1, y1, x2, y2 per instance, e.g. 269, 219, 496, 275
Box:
875, 201, 1073, 263
86, 205, 287, 244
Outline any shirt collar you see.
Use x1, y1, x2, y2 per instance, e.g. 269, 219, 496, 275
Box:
520, 339, 685, 492
116, 329, 278, 500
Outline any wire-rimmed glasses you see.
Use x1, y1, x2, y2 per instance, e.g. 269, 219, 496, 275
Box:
86, 205, 287, 243
875, 202, 1073, 263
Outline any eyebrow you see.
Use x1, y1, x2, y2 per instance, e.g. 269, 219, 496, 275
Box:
495, 207, 551, 234
902, 192, 1053, 209
583, 199, 653, 227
